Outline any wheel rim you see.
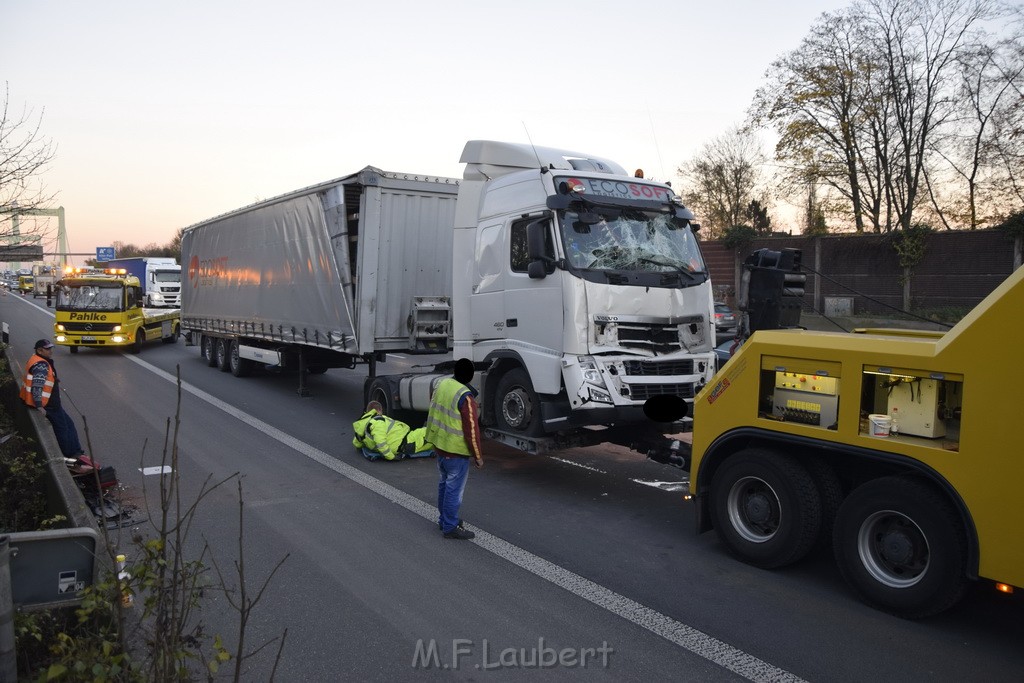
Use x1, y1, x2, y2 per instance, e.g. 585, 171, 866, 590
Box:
369, 386, 390, 414
501, 387, 533, 429
857, 510, 929, 588
726, 475, 781, 543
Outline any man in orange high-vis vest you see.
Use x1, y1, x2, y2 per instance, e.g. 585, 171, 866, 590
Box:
22, 339, 85, 458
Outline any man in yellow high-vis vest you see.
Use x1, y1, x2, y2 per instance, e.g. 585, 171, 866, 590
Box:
425, 359, 483, 540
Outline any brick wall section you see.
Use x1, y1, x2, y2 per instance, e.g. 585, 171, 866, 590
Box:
700, 229, 1020, 315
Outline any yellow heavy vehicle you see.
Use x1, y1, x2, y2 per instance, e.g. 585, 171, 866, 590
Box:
17, 274, 34, 295
53, 268, 180, 353
689, 251, 1022, 618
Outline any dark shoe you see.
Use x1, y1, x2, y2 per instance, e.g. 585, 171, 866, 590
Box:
438, 518, 465, 531
443, 527, 475, 540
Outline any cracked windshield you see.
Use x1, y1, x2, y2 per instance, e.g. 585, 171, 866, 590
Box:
561, 209, 704, 275
57, 285, 123, 311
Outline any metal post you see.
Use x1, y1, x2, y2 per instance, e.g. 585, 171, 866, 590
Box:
0, 536, 18, 682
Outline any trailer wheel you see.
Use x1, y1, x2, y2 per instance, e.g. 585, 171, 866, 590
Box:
833, 476, 967, 619
229, 341, 253, 377
132, 331, 145, 354
710, 448, 822, 569
494, 368, 544, 436
201, 335, 218, 367
215, 338, 232, 372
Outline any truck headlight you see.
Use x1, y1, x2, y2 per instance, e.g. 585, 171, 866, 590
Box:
588, 386, 612, 403
113, 325, 122, 332
56, 324, 65, 332
579, 357, 602, 384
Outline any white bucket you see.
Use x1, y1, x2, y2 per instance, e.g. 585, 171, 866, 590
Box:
868, 414, 893, 437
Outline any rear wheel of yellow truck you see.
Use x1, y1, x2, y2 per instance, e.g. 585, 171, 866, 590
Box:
710, 449, 822, 569
132, 330, 144, 354
833, 476, 967, 619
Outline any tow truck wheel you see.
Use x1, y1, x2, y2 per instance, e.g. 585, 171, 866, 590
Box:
132, 331, 144, 354
710, 448, 822, 569
494, 368, 544, 436
229, 341, 253, 377
215, 338, 232, 372
833, 476, 967, 619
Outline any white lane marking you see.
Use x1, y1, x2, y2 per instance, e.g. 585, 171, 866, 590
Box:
129, 356, 805, 683
140, 466, 173, 475
547, 456, 607, 474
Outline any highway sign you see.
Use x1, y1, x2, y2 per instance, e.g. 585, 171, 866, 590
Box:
96, 247, 116, 261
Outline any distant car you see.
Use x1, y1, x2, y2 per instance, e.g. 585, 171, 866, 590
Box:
714, 302, 737, 333
715, 338, 739, 371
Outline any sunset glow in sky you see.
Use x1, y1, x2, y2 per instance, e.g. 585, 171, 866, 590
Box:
3, 0, 850, 263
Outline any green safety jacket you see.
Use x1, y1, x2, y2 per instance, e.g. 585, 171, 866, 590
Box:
352, 411, 431, 461
424, 378, 473, 456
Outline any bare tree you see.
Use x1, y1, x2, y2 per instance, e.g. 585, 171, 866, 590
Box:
750, 0, 1015, 233
863, 0, 1005, 231
677, 126, 768, 238
0, 82, 57, 243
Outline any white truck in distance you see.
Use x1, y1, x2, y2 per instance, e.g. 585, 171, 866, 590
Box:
181, 140, 717, 460
103, 257, 182, 307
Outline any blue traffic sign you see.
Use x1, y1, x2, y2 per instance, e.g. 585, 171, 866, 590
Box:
96, 247, 116, 261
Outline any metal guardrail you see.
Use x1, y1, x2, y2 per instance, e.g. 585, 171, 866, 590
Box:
0, 343, 103, 679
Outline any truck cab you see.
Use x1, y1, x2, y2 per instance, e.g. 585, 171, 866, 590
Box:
454, 142, 716, 443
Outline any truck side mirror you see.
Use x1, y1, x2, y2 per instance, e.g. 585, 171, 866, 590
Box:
526, 219, 555, 279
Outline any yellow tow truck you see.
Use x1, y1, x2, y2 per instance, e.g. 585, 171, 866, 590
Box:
53, 268, 181, 353
688, 251, 1022, 618
17, 274, 34, 295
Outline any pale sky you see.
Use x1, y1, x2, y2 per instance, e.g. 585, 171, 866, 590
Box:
3, 0, 851, 263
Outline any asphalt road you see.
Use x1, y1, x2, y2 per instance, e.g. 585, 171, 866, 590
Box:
4, 291, 1022, 682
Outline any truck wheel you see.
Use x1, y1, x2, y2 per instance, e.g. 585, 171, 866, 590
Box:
229, 342, 253, 377
710, 449, 822, 569
366, 377, 395, 415
132, 331, 144, 354
201, 336, 218, 367
805, 458, 844, 552
215, 338, 232, 372
70, 346, 79, 354
494, 368, 543, 436
833, 476, 967, 619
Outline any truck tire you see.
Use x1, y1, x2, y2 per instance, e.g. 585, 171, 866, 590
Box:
70, 346, 79, 354
215, 338, 232, 372
366, 377, 396, 415
132, 331, 144, 354
833, 476, 968, 619
710, 448, 822, 569
494, 368, 543, 436
229, 342, 253, 377
201, 335, 218, 367
805, 458, 844, 553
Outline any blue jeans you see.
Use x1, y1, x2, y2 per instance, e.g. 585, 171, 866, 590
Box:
437, 455, 470, 533
45, 405, 84, 458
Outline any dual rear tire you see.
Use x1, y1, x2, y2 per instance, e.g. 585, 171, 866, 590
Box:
710, 449, 968, 618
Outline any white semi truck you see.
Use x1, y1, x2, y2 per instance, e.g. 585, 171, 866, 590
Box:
181, 141, 717, 458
